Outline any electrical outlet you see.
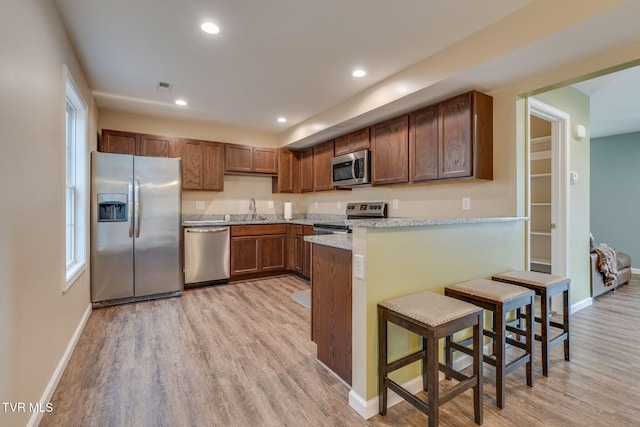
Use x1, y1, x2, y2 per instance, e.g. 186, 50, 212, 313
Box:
392, 199, 399, 209
195, 201, 205, 210
268, 200, 274, 209
337, 201, 341, 210
354, 254, 365, 279
314, 201, 319, 209
462, 197, 471, 210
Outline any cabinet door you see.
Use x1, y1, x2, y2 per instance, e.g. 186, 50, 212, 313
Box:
334, 128, 370, 156
261, 235, 286, 271
300, 148, 314, 192
313, 141, 334, 191
231, 236, 260, 275
225, 144, 253, 173
203, 141, 224, 191
182, 139, 204, 189
439, 92, 472, 179
253, 147, 278, 174
371, 115, 409, 185
139, 133, 171, 157
101, 129, 138, 155
410, 106, 439, 182
302, 226, 314, 279
275, 149, 295, 193
293, 234, 304, 274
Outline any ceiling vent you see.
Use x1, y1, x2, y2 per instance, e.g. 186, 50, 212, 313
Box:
156, 81, 173, 92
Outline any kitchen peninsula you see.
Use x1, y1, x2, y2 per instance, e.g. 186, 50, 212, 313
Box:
306, 216, 527, 419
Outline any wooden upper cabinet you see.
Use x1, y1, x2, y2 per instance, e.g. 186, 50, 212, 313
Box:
371, 115, 409, 185
410, 105, 439, 182
182, 139, 203, 189
225, 144, 253, 173
253, 147, 278, 174
100, 129, 138, 155
101, 129, 178, 158
313, 140, 334, 191
225, 144, 278, 175
439, 90, 493, 180
181, 139, 224, 191
202, 141, 224, 190
334, 128, 370, 156
273, 149, 297, 193
300, 148, 314, 192
139, 133, 172, 157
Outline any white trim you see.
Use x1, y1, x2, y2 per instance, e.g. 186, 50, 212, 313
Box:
27, 304, 92, 427
349, 343, 493, 419
349, 376, 424, 419
571, 297, 593, 313
631, 267, 640, 275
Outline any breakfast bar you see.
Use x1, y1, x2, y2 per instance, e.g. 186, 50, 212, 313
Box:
307, 216, 528, 419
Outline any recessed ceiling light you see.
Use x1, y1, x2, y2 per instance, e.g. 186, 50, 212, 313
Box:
277, 117, 287, 123
352, 69, 367, 78
175, 99, 188, 106
201, 22, 220, 35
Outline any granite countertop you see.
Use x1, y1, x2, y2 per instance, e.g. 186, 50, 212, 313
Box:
181, 214, 345, 227
345, 216, 528, 228
304, 234, 352, 251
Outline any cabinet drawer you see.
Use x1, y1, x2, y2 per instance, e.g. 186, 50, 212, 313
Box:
231, 224, 287, 237
291, 224, 303, 235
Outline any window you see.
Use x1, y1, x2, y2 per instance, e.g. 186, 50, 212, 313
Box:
65, 67, 87, 290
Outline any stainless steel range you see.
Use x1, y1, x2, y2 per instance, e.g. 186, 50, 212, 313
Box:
313, 201, 387, 235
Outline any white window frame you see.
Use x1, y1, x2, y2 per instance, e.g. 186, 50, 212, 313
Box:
64, 66, 88, 291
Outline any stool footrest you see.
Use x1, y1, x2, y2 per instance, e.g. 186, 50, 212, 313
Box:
386, 378, 430, 415
386, 349, 427, 373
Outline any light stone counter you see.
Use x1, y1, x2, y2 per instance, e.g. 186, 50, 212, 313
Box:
304, 234, 352, 251
346, 216, 527, 228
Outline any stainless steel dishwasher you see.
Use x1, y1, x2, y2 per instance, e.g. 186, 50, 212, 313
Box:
184, 226, 230, 286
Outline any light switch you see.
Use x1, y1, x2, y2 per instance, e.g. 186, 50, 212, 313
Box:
392, 199, 399, 209
337, 201, 342, 210
354, 254, 365, 279
462, 197, 471, 210
268, 200, 274, 209
195, 201, 205, 210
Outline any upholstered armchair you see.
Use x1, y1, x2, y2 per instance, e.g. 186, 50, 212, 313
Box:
590, 233, 632, 297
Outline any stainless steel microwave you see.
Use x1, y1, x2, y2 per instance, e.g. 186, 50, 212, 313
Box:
331, 149, 371, 187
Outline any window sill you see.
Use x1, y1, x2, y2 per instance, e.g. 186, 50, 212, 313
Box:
65, 261, 87, 293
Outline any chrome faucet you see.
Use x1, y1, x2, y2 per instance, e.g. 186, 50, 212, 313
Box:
249, 198, 256, 221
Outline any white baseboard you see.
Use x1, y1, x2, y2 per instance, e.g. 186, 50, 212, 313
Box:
349, 344, 491, 419
631, 267, 640, 275
571, 297, 592, 313
27, 303, 92, 427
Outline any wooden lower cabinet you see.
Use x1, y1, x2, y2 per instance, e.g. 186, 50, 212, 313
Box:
311, 244, 352, 385
230, 224, 287, 279
290, 224, 314, 279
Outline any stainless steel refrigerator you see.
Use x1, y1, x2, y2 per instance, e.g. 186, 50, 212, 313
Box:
91, 151, 182, 306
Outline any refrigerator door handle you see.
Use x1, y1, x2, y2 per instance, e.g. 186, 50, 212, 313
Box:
128, 177, 134, 237
134, 178, 141, 238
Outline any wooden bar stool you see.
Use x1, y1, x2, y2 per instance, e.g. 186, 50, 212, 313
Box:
445, 279, 535, 409
378, 291, 484, 427
492, 270, 571, 377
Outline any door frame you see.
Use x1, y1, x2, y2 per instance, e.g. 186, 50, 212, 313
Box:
528, 98, 570, 310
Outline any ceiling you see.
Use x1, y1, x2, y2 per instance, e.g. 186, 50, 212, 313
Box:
54, 0, 640, 140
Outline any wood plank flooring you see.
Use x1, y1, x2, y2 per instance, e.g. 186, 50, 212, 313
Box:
41, 275, 640, 426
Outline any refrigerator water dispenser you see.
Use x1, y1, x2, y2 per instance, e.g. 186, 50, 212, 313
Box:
98, 193, 127, 222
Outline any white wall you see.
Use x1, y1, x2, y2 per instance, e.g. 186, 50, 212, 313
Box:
0, 1, 97, 426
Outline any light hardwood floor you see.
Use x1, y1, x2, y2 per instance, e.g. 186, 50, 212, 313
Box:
41, 275, 640, 426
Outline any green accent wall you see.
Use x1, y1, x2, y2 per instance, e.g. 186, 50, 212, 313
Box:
359, 220, 526, 399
